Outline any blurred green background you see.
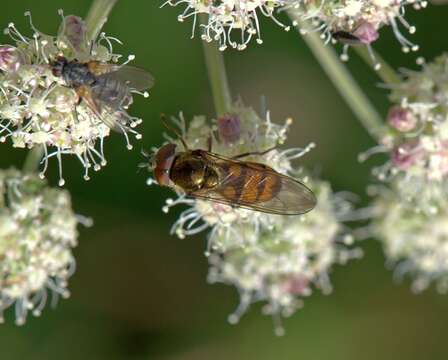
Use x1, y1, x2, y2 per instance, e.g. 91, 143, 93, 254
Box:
1, 1, 448, 359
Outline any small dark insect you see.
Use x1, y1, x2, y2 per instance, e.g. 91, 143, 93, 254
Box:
331, 31, 362, 45
50, 56, 154, 130
151, 121, 317, 215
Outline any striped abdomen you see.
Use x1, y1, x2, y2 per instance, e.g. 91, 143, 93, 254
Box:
218, 163, 282, 204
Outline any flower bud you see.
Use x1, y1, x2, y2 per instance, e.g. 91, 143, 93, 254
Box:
59, 15, 86, 52
353, 22, 379, 45
388, 106, 418, 132
217, 114, 241, 144
0, 45, 23, 72
391, 141, 422, 170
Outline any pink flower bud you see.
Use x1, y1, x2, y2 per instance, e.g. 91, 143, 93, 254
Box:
0, 46, 23, 72
217, 114, 241, 144
353, 22, 379, 45
282, 276, 310, 295
388, 106, 418, 132
59, 15, 86, 51
392, 141, 423, 170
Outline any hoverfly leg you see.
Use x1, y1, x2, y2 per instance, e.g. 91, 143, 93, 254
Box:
207, 135, 213, 152
232, 145, 277, 160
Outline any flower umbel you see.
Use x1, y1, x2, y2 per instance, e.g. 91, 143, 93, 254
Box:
0, 168, 89, 325
372, 186, 448, 293
288, 0, 425, 68
148, 103, 361, 333
0, 12, 149, 186
162, 0, 291, 51
362, 54, 448, 214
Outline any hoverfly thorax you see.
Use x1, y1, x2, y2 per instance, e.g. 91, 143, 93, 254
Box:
154, 143, 178, 187
169, 150, 219, 192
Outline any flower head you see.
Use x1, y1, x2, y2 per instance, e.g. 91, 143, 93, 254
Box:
0, 168, 90, 325
162, 0, 291, 51
0, 11, 150, 185
372, 186, 448, 293
362, 54, 448, 214
289, 0, 425, 69
148, 103, 361, 333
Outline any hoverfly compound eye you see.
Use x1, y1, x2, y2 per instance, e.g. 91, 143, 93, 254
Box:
154, 143, 177, 186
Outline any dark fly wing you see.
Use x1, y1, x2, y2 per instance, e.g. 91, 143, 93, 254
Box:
80, 87, 121, 131
104, 65, 155, 92
91, 75, 132, 111
190, 152, 317, 215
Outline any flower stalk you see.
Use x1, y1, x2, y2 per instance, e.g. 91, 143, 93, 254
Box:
199, 14, 232, 116
353, 46, 401, 85
22, 146, 44, 174
85, 0, 119, 41
288, 12, 385, 142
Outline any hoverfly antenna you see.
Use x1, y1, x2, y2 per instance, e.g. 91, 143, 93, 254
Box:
138, 148, 154, 172
141, 148, 150, 159
160, 114, 189, 150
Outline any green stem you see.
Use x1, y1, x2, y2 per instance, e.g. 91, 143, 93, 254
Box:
199, 15, 232, 116
288, 12, 385, 142
85, 0, 119, 41
23, 146, 44, 174
353, 46, 401, 85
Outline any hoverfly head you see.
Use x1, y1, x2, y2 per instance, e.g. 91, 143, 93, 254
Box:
138, 149, 154, 173
153, 143, 177, 186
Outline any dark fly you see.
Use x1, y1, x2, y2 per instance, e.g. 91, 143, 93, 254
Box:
50, 56, 154, 130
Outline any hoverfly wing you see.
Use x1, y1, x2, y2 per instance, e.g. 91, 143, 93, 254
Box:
191, 152, 317, 215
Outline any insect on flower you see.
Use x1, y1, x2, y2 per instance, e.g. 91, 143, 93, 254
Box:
0, 12, 155, 185
50, 55, 154, 133
150, 118, 317, 215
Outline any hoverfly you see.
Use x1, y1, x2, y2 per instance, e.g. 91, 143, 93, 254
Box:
50, 56, 154, 130
151, 121, 317, 215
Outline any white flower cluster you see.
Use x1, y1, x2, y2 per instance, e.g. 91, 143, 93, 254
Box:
0, 12, 145, 186
372, 187, 448, 293
363, 54, 448, 214
289, 0, 425, 67
0, 168, 87, 325
152, 104, 361, 333
162, 0, 291, 51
